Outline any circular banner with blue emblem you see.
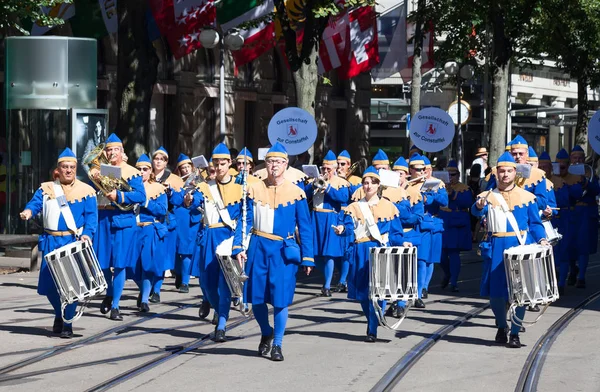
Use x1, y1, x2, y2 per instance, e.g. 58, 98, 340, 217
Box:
268, 107, 317, 156
409, 107, 455, 152
588, 110, 600, 154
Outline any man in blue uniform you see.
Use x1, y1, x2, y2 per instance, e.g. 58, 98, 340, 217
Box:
20, 148, 98, 338
91, 134, 146, 321
234, 142, 314, 362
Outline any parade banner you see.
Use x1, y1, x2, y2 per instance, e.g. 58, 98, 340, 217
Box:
409, 107, 455, 152
588, 110, 600, 154
268, 107, 318, 156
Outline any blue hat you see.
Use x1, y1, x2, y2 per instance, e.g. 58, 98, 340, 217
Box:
497, 151, 517, 168
236, 147, 254, 163
105, 133, 122, 148
372, 149, 389, 166
409, 145, 420, 156
393, 156, 408, 172
571, 145, 585, 156
323, 150, 337, 165
57, 147, 77, 164
510, 135, 528, 149
423, 155, 432, 168
408, 153, 425, 167
136, 154, 152, 168
265, 142, 288, 160
446, 160, 458, 172
528, 146, 538, 162
212, 143, 231, 160
556, 148, 570, 162
176, 153, 192, 168
539, 151, 551, 162
152, 146, 169, 159
337, 150, 352, 163
362, 166, 380, 180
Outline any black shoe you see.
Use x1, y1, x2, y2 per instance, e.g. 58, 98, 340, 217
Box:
421, 289, 428, 299
214, 329, 226, 343
321, 287, 332, 297
179, 284, 189, 294
575, 279, 586, 288
558, 286, 565, 296
393, 305, 405, 319
385, 303, 396, 317
175, 274, 182, 289
271, 345, 284, 361
212, 312, 219, 325
365, 334, 377, 343
449, 285, 459, 293
109, 308, 123, 321
441, 276, 450, 289
52, 317, 63, 334
336, 282, 348, 293
414, 299, 426, 309
136, 293, 142, 309
567, 266, 579, 286
199, 300, 211, 319
60, 326, 73, 339
508, 334, 522, 348
495, 328, 508, 344
527, 304, 540, 312
258, 334, 274, 357
232, 298, 241, 307
100, 296, 113, 315
149, 292, 161, 303
520, 326, 526, 333
139, 302, 150, 313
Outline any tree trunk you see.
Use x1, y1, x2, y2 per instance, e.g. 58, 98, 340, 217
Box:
292, 49, 319, 163
575, 75, 589, 147
116, 0, 159, 161
410, 0, 425, 119
346, 78, 369, 172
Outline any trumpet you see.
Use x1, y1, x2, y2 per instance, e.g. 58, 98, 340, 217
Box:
345, 161, 360, 179
313, 175, 328, 191
407, 174, 427, 184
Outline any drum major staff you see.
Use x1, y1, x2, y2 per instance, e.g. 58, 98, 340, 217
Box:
472, 152, 549, 348
233, 142, 314, 362
20, 148, 98, 338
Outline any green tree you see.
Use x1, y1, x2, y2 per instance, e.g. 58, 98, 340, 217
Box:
0, 0, 72, 36
528, 0, 600, 146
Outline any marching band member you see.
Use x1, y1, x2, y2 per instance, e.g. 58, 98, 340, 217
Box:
420, 155, 448, 299
20, 148, 97, 338
185, 143, 243, 342
233, 142, 314, 361
151, 146, 184, 302
372, 149, 390, 170
235, 148, 260, 184
333, 166, 410, 342
393, 156, 409, 188
173, 153, 202, 294
567, 145, 599, 288
131, 155, 168, 312
527, 147, 538, 168
472, 152, 549, 348
307, 150, 350, 296
439, 160, 473, 292
337, 150, 361, 193
92, 134, 146, 321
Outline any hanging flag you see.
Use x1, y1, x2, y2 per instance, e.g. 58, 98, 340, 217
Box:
318, 11, 350, 73
149, 0, 216, 59
217, 0, 276, 67
31, 2, 76, 35
371, 3, 407, 81
99, 0, 118, 34
400, 21, 435, 81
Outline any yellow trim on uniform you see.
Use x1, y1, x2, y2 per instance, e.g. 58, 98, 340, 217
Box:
313, 207, 336, 213
45, 230, 77, 236
492, 230, 526, 238
207, 222, 227, 229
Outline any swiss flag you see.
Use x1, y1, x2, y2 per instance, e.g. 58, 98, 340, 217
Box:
318, 6, 379, 80
149, 0, 216, 59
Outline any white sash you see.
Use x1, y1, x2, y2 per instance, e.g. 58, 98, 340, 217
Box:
52, 181, 82, 236
207, 180, 237, 230
491, 189, 526, 246
358, 199, 387, 246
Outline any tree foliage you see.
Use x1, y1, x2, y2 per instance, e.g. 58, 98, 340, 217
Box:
0, 0, 72, 36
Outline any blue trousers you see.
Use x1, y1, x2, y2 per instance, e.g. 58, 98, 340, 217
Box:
176, 254, 192, 286
360, 299, 386, 337
316, 256, 340, 289
418, 261, 434, 294
253, 303, 287, 347
490, 297, 525, 335
104, 268, 126, 310
46, 288, 76, 327
203, 269, 231, 331
441, 249, 461, 287
135, 272, 154, 304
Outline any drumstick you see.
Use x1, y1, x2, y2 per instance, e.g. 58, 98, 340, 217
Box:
549, 207, 560, 210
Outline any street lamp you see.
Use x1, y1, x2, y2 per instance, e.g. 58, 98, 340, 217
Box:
199, 28, 244, 141
444, 61, 474, 180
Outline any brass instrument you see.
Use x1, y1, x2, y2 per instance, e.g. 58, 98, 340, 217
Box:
82, 143, 135, 211
345, 161, 360, 179
515, 164, 531, 188
313, 175, 328, 191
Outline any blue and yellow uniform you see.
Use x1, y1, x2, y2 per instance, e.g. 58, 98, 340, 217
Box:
439, 161, 473, 291
130, 155, 168, 310
232, 143, 314, 360
472, 152, 547, 347
23, 148, 97, 336
338, 150, 362, 194
93, 134, 146, 319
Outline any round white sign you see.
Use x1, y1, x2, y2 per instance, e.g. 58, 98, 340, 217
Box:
588, 111, 600, 154
268, 107, 318, 156
409, 107, 455, 152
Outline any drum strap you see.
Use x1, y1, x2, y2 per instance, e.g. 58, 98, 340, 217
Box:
52, 181, 81, 237
207, 180, 237, 231
491, 189, 525, 246
358, 199, 387, 246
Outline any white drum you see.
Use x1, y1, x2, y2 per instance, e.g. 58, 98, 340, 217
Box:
44, 239, 107, 323
503, 244, 559, 326
369, 246, 418, 330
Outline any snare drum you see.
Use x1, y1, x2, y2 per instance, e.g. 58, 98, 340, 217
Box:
45, 240, 107, 323
369, 246, 418, 330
